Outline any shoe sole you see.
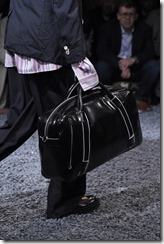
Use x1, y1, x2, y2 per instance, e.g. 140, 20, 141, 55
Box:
52, 198, 100, 219
76, 198, 100, 214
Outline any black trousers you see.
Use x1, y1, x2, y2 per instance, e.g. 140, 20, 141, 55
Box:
0, 68, 37, 160
0, 66, 86, 218
27, 67, 86, 218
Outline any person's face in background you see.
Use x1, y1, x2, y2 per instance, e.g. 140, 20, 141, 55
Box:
117, 6, 138, 32
139, 0, 156, 12
102, 0, 117, 16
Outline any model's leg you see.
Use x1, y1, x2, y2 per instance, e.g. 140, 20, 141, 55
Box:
0, 68, 37, 161
27, 67, 99, 218
94, 60, 117, 85
47, 175, 86, 218
1, 67, 34, 128
132, 59, 160, 103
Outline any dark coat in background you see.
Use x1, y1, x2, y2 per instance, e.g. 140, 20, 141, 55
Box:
95, 18, 155, 68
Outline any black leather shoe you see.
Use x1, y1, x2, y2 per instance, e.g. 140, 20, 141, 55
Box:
48, 195, 100, 219
76, 195, 100, 214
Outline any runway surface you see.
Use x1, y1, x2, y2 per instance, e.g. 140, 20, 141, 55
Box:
0, 104, 160, 241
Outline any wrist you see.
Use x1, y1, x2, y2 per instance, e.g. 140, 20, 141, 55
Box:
132, 56, 139, 64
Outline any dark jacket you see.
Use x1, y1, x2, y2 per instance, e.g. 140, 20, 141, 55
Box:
95, 18, 155, 67
4, 0, 86, 65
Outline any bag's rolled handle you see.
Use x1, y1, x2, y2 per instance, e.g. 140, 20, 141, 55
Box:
67, 81, 114, 99
67, 82, 116, 112
67, 82, 79, 99
72, 82, 134, 140
67, 81, 83, 112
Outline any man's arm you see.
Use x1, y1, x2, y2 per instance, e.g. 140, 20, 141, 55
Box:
95, 20, 120, 66
132, 22, 156, 65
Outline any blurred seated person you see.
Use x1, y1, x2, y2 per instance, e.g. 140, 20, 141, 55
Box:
145, 7, 160, 59
83, 0, 118, 62
138, 0, 159, 20
145, 7, 160, 104
94, 0, 160, 112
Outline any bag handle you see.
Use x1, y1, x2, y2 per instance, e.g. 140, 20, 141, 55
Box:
67, 82, 116, 111
43, 82, 134, 140
67, 82, 128, 113
67, 81, 122, 100
68, 82, 135, 140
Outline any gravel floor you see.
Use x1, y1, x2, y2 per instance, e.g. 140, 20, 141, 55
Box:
0, 104, 160, 241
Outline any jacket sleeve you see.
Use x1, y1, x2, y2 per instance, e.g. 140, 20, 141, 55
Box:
52, 0, 86, 64
132, 22, 156, 65
95, 20, 121, 67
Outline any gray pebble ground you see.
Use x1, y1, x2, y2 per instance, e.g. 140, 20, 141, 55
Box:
0, 104, 160, 241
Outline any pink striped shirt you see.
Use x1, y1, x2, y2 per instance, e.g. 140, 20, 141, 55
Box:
5, 51, 99, 91
5, 51, 62, 73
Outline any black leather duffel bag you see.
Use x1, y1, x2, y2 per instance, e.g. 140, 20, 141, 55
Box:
38, 83, 142, 181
